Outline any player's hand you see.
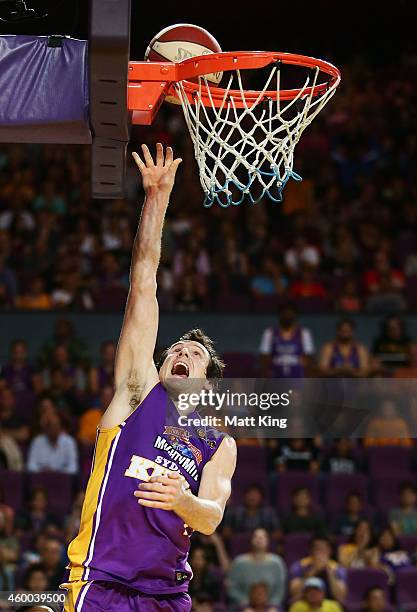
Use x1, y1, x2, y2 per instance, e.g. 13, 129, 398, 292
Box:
132, 143, 182, 197
134, 471, 191, 511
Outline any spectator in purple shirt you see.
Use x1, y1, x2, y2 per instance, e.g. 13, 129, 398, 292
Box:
1, 339, 41, 411
1, 340, 36, 394
289, 536, 347, 604
376, 526, 411, 573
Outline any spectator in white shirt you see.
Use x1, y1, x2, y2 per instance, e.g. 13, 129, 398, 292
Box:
27, 411, 78, 474
285, 237, 321, 273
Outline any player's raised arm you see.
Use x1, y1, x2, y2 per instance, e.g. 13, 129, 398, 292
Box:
100, 144, 182, 429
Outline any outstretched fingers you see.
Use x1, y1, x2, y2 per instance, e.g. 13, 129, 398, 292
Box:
132, 144, 182, 189
132, 151, 145, 171
141, 144, 154, 167
165, 148, 183, 175
165, 146, 173, 166
156, 142, 164, 167
169, 157, 183, 176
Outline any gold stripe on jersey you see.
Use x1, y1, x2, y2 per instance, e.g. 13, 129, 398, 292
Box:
67, 426, 119, 579
60, 579, 92, 612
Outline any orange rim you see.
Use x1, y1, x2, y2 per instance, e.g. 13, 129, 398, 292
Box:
128, 51, 341, 108
178, 52, 340, 106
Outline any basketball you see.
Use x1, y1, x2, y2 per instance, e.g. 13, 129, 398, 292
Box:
145, 23, 223, 85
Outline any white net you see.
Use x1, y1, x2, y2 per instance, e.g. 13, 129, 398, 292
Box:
174, 61, 338, 207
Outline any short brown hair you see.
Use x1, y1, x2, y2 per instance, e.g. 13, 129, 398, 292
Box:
156, 328, 225, 379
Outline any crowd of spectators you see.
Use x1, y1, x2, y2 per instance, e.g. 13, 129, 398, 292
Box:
1, 43, 417, 611
0, 315, 417, 609
0, 53, 417, 315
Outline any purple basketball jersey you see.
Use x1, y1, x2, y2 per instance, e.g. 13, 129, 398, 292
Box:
67, 383, 224, 595
271, 327, 305, 378
329, 342, 360, 370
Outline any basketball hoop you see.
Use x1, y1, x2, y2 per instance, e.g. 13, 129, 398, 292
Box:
128, 51, 341, 207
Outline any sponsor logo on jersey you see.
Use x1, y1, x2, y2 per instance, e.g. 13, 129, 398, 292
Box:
154, 435, 199, 481
154, 455, 180, 472
196, 427, 216, 449
163, 425, 203, 465
171, 439, 195, 460
163, 426, 190, 442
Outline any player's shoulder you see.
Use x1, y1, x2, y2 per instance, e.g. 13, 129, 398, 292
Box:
207, 435, 237, 461
205, 435, 237, 474
218, 435, 237, 456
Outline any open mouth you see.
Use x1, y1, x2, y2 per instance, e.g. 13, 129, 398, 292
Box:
171, 361, 189, 378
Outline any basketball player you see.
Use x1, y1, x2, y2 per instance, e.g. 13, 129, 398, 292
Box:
61, 144, 236, 611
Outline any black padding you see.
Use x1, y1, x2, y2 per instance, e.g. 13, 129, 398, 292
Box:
92, 138, 128, 199
89, 0, 131, 199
